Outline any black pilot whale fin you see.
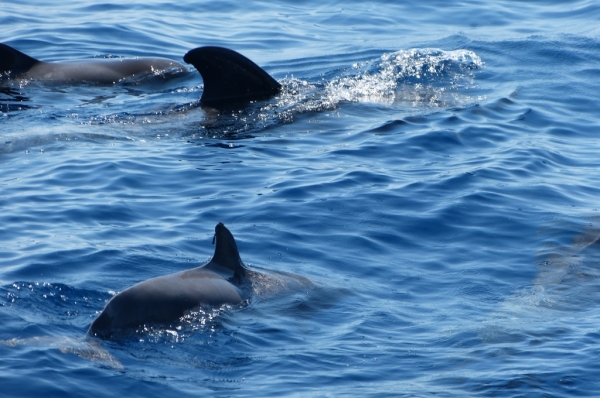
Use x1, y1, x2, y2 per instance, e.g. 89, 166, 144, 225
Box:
207, 222, 247, 282
0, 43, 41, 76
183, 46, 281, 109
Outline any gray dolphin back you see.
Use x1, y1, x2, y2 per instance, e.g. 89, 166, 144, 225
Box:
0, 43, 40, 76
88, 222, 248, 339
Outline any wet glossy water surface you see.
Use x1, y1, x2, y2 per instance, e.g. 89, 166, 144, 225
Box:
2, 1, 600, 396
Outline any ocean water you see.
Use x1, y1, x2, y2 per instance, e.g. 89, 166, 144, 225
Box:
2, 1, 600, 396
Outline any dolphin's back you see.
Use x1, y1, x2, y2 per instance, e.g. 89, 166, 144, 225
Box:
25, 58, 186, 84
88, 223, 248, 339
89, 267, 243, 337
0, 43, 187, 83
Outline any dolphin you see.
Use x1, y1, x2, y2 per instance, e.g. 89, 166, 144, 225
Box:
0, 43, 188, 84
1, 43, 281, 109
88, 222, 248, 339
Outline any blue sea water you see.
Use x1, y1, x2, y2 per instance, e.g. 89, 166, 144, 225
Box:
2, 0, 600, 396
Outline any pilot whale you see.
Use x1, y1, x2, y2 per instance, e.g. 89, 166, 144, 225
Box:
88, 222, 248, 339
1, 43, 281, 109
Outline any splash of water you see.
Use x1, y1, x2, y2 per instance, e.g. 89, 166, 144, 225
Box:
196, 48, 484, 138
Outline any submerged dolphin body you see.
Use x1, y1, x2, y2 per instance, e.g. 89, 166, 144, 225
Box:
0, 43, 187, 84
88, 222, 248, 339
1, 43, 281, 109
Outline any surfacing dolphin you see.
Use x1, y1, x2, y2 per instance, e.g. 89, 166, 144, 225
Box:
0, 43, 188, 84
88, 222, 248, 339
0, 43, 281, 109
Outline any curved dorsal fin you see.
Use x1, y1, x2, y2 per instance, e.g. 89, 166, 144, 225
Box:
183, 46, 281, 109
0, 43, 41, 76
207, 222, 247, 281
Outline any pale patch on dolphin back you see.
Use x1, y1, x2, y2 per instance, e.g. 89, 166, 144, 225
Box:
533, 222, 600, 293
246, 268, 313, 298
1, 335, 123, 369
24, 58, 187, 85
479, 219, 600, 341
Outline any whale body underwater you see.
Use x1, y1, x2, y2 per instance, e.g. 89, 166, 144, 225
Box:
88, 223, 250, 339
0, 43, 281, 109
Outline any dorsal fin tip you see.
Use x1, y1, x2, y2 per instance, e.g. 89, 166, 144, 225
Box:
183, 46, 281, 109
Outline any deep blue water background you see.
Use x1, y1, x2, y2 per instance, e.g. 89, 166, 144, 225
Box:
2, 1, 600, 396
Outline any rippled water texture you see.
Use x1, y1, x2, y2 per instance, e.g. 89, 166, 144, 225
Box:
1, 1, 600, 397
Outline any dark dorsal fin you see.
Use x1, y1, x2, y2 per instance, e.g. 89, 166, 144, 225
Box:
0, 43, 41, 76
207, 222, 247, 280
183, 46, 281, 109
